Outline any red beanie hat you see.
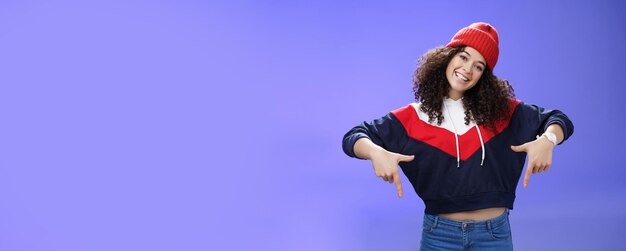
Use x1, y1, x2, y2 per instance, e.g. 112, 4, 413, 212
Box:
446, 22, 499, 70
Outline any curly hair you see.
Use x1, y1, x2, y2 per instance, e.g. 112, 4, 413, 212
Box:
412, 46, 515, 132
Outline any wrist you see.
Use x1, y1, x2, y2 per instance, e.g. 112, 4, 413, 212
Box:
369, 147, 388, 160
538, 131, 557, 146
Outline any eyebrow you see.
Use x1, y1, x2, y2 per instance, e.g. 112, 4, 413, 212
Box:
461, 51, 487, 67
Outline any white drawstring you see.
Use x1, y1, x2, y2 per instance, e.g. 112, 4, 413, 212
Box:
475, 124, 485, 166
443, 101, 461, 168
444, 99, 487, 167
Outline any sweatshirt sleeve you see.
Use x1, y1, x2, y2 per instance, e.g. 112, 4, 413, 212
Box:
342, 112, 409, 159
518, 101, 574, 145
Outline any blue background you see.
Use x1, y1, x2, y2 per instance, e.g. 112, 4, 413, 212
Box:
1, 0, 625, 250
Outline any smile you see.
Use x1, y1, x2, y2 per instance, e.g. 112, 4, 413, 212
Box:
455, 71, 469, 82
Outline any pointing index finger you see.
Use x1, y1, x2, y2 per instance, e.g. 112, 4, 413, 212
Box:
393, 173, 403, 198
523, 163, 533, 188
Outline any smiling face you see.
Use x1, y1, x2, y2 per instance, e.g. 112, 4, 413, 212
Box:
445, 46, 487, 100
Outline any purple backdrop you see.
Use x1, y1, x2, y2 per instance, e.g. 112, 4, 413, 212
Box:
0, 0, 624, 250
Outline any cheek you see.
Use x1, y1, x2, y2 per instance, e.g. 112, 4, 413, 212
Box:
446, 61, 456, 72
451, 57, 463, 67
448, 56, 459, 65
445, 66, 455, 78
473, 70, 483, 82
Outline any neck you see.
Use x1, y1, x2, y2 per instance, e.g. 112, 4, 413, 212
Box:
448, 90, 464, 100
447, 95, 463, 101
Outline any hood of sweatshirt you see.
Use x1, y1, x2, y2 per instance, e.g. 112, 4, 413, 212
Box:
411, 97, 486, 167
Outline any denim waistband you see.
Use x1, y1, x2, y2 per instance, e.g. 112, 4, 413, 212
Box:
424, 209, 509, 230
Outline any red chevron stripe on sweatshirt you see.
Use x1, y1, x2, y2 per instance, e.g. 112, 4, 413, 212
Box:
391, 99, 520, 161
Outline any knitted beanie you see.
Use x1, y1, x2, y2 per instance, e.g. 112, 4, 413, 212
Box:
446, 22, 499, 70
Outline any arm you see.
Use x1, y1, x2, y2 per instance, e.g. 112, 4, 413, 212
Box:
352, 137, 414, 198
511, 102, 574, 188
545, 123, 565, 144
342, 111, 411, 158
342, 110, 414, 198
353, 136, 386, 160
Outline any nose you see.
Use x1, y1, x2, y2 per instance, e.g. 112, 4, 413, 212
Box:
461, 62, 472, 74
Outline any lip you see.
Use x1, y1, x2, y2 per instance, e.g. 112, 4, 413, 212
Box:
454, 71, 470, 82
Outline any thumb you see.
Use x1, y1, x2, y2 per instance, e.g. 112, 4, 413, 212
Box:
397, 154, 415, 162
511, 144, 527, 152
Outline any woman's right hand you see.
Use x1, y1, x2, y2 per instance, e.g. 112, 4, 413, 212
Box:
353, 138, 415, 198
369, 149, 415, 198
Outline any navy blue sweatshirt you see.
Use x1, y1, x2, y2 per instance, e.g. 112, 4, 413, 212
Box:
342, 98, 574, 214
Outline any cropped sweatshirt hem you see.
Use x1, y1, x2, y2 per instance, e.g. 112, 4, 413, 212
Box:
424, 191, 515, 215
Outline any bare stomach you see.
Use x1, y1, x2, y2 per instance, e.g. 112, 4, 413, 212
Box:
438, 207, 506, 221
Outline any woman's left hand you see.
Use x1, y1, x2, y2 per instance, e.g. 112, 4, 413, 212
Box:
510, 136, 555, 188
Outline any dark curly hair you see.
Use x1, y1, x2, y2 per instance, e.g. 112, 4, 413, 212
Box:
412, 46, 515, 132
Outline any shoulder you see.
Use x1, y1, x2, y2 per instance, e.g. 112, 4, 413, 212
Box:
390, 103, 424, 121
508, 97, 522, 108
390, 103, 416, 115
506, 98, 524, 115
511, 99, 545, 114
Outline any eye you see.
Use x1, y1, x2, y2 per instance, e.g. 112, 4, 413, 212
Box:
460, 55, 468, 61
475, 65, 484, 71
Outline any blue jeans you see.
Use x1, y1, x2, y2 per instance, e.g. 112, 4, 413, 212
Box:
420, 209, 513, 251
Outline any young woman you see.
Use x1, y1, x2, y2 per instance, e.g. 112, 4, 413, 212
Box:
342, 22, 574, 250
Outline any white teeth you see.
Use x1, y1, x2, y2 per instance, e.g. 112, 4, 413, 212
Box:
455, 72, 469, 81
